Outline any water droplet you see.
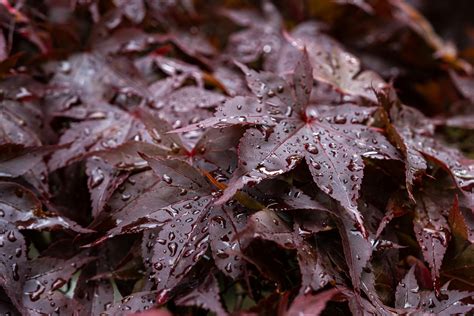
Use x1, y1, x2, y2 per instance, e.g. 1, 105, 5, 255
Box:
156, 238, 166, 245
224, 263, 233, 273
286, 155, 301, 169
183, 203, 192, 209
257, 164, 284, 176
347, 159, 362, 172
12, 263, 19, 281
51, 278, 67, 291
7, 231, 16, 242
304, 143, 319, 154
154, 262, 163, 271
212, 216, 226, 229
263, 44, 272, 53
0, 209, 4, 217
16, 87, 32, 100
162, 174, 172, 184
410, 286, 419, 293
334, 115, 347, 124
428, 298, 435, 308
89, 111, 107, 119
168, 242, 177, 256
90, 168, 104, 188
28, 284, 45, 302
170, 142, 181, 154
322, 185, 333, 195
14, 188, 23, 198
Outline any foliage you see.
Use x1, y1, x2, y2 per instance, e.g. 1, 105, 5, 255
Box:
0, 0, 473, 315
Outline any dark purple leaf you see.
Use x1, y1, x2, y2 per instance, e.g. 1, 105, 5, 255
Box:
102, 291, 158, 315
412, 190, 451, 292
0, 144, 50, 178
174, 54, 400, 231
395, 266, 420, 310
222, 2, 283, 67
176, 272, 227, 316
0, 99, 44, 147
86, 156, 129, 218
113, 0, 145, 24
22, 253, 94, 315
0, 1, 473, 314
419, 284, 474, 314
286, 288, 340, 316
0, 182, 90, 232
135, 157, 217, 296
278, 22, 386, 102
208, 205, 246, 279
337, 214, 373, 292
0, 220, 27, 313
395, 270, 474, 314
388, 104, 474, 192
238, 208, 333, 294
48, 105, 151, 170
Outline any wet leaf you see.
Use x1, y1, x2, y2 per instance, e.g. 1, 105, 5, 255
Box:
0, 220, 27, 313
1, 1, 474, 314
286, 288, 340, 316
174, 53, 400, 231
0, 182, 90, 232
176, 272, 227, 316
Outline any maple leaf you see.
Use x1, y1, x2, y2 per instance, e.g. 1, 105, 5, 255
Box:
74, 266, 115, 315
174, 51, 400, 230
395, 266, 420, 310
0, 144, 50, 178
412, 186, 452, 293
395, 266, 474, 314
0, 97, 45, 147
48, 104, 151, 170
286, 288, 340, 316
102, 291, 158, 316
1, 1, 474, 314
336, 209, 374, 296
278, 22, 387, 102
379, 92, 474, 195
138, 157, 218, 297
0, 182, 90, 232
175, 272, 227, 316
0, 220, 27, 313
22, 254, 94, 315
391, 106, 474, 192
85, 156, 129, 218
0, 144, 53, 195
222, 1, 283, 67
208, 205, 247, 279
113, 0, 146, 24
237, 208, 333, 294
449, 195, 474, 244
